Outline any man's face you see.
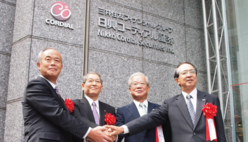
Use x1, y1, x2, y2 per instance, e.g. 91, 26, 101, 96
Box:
82, 74, 103, 99
175, 63, 197, 92
37, 49, 63, 83
129, 75, 150, 101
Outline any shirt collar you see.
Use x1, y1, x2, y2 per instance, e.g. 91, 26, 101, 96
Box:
133, 99, 148, 108
39, 75, 56, 89
182, 88, 197, 99
85, 94, 99, 107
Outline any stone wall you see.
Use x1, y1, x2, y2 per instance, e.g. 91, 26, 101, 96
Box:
0, 0, 15, 142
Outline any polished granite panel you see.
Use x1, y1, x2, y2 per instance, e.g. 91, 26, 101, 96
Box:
7, 39, 31, 101
0, 2, 15, 53
184, 0, 203, 28
12, 0, 33, 42
0, 109, 6, 142
195, 72, 208, 93
2, 0, 16, 4
4, 101, 23, 142
143, 0, 184, 23
103, 0, 185, 23
31, 0, 86, 45
185, 27, 206, 72
143, 61, 181, 105
0, 54, 10, 108
142, 13, 186, 65
90, 0, 143, 58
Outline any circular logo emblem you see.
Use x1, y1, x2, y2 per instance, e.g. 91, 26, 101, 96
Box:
51, 1, 71, 21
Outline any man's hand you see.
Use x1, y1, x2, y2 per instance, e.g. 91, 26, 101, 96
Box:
104, 128, 117, 141
87, 126, 115, 142
104, 125, 124, 136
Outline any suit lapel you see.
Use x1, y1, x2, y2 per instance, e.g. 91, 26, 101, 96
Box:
38, 77, 68, 112
194, 90, 206, 129
147, 102, 156, 113
127, 102, 140, 119
176, 94, 194, 129
80, 98, 95, 122
99, 101, 106, 125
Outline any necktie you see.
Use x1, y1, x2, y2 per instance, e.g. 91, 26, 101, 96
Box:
92, 102, 99, 125
186, 94, 195, 125
54, 86, 61, 97
139, 103, 147, 116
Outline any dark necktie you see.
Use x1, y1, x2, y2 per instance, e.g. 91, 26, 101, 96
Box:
92, 102, 99, 125
186, 94, 195, 125
54, 86, 61, 97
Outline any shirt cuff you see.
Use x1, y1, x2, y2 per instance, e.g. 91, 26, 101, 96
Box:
121, 125, 129, 134
83, 127, 92, 139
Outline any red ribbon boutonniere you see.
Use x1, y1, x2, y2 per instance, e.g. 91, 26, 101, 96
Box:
202, 103, 217, 142
104, 113, 116, 125
65, 99, 74, 113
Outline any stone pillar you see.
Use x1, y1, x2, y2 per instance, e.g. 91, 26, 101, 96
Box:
0, 0, 16, 142
4, 0, 86, 141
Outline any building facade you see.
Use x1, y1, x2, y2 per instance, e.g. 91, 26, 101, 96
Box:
0, 0, 245, 141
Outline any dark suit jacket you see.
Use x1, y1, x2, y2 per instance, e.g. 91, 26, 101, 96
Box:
22, 76, 90, 142
116, 101, 171, 142
71, 97, 115, 141
125, 90, 226, 142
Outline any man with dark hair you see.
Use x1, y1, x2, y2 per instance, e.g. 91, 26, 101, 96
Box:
22, 48, 115, 142
106, 62, 226, 142
71, 72, 115, 142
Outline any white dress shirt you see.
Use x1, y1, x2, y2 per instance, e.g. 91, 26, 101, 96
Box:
40, 75, 56, 89
133, 99, 148, 116
122, 99, 148, 134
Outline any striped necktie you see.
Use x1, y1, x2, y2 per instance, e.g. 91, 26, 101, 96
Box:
186, 94, 195, 125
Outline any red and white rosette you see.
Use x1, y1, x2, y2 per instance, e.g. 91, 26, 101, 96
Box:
156, 125, 165, 142
65, 98, 74, 113
104, 113, 116, 125
202, 103, 217, 142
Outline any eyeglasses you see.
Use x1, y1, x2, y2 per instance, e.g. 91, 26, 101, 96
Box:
131, 82, 147, 86
180, 69, 196, 75
87, 79, 101, 84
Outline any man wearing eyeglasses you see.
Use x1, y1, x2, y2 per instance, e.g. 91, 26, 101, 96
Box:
22, 48, 115, 142
106, 62, 226, 142
115, 72, 170, 142
71, 72, 116, 142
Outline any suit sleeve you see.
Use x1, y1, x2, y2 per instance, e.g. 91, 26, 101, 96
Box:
115, 108, 125, 142
214, 96, 227, 142
26, 80, 89, 138
126, 100, 168, 136
72, 100, 98, 128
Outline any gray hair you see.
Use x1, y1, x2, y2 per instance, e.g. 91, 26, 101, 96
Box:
82, 72, 103, 84
128, 72, 149, 87
37, 48, 62, 64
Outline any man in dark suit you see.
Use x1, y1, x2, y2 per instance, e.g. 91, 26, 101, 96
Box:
71, 72, 115, 142
107, 62, 227, 142
22, 48, 115, 142
116, 72, 170, 142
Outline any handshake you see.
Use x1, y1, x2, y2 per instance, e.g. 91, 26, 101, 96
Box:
86, 125, 124, 142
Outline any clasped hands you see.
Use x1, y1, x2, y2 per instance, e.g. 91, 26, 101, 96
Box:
86, 125, 124, 142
